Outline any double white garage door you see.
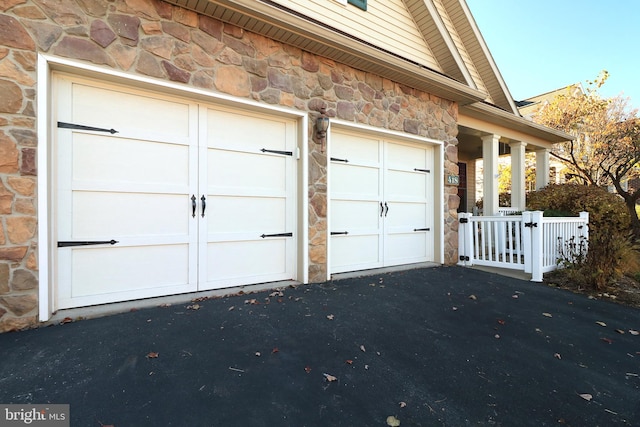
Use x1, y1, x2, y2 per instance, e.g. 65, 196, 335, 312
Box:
330, 130, 434, 273
54, 75, 297, 309
51, 73, 436, 310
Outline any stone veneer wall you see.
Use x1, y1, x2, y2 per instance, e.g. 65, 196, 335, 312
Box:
0, 0, 460, 332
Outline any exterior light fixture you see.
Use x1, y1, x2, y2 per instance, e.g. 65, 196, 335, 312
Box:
314, 107, 330, 152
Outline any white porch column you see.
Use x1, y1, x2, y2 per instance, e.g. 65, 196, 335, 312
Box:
510, 141, 527, 210
535, 148, 550, 189
482, 134, 500, 215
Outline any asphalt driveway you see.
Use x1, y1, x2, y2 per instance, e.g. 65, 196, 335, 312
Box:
0, 266, 638, 426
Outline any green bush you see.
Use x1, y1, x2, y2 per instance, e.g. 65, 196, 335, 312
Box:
527, 184, 631, 290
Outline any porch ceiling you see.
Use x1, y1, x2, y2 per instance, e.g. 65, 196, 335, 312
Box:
163, 0, 487, 104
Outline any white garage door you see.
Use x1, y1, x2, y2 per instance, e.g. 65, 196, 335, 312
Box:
54, 75, 296, 309
330, 130, 434, 274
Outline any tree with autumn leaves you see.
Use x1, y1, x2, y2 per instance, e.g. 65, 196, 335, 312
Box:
533, 71, 640, 239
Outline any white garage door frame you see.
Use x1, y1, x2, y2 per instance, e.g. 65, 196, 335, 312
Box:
326, 120, 445, 280
36, 55, 309, 321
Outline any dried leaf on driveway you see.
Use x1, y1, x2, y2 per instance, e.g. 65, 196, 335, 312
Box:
615, 329, 625, 334
554, 353, 562, 360
360, 345, 366, 352
146, 352, 159, 359
399, 401, 407, 408
542, 312, 553, 318
327, 314, 335, 320
323, 373, 337, 382
579, 393, 593, 401
469, 294, 477, 300
600, 337, 613, 344
187, 304, 200, 310
386, 415, 401, 426
595, 321, 607, 327
304, 366, 311, 374
629, 329, 639, 335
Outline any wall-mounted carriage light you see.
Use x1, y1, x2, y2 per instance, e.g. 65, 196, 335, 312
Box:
314, 107, 330, 152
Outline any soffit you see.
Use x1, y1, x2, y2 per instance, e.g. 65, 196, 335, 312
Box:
164, 0, 486, 104
460, 102, 574, 143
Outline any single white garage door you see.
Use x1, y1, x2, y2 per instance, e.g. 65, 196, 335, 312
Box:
330, 130, 434, 274
54, 74, 297, 309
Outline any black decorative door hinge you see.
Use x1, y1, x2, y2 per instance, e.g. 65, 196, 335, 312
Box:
260, 232, 293, 238
459, 218, 469, 223
58, 240, 118, 247
261, 148, 292, 156
58, 122, 118, 134
524, 222, 538, 228
459, 255, 470, 261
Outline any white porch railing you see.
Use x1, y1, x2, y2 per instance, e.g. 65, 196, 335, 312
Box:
458, 211, 589, 281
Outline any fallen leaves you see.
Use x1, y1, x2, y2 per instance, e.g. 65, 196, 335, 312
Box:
578, 393, 593, 402
468, 294, 477, 301
304, 366, 312, 374
345, 359, 353, 365
386, 415, 401, 426
323, 373, 337, 382
554, 353, 562, 360
146, 352, 159, 359
542, 312, 553, 318
595, 321, 607, 327
271, 347, 279, 354
399, 401, 407, 408
244, 299, 259, 305
327, 314, 335, 320
600, 337, 613, 344
629, 329, 639, 335
360, 345, 366, 352
186, 304, 200, 310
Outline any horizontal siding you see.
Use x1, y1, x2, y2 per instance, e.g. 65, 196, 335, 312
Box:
432, 0, 490, 100
276, 0, 441, 71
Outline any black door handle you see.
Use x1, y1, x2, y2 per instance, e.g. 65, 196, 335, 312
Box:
201, 195, 206, 217
384, 202, 389, 217
191, 195, 196, 218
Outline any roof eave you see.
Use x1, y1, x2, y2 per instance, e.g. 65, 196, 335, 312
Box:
164, 0, 487, 105
461, 102, 574, 143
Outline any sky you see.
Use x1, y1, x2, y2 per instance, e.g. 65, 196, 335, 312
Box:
465, 0, 640, 110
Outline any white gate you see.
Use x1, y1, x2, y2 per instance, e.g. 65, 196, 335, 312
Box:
458, 211, 589, 281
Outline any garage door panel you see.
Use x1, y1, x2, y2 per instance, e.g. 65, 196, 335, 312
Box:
331, 234, 382, 272
331, 200, 380, 230
209, 149, 287, 194
332, 164, 380, 197
386, 170, 427, 200
386, 143, 427, 169
70, 244, 190, 298
72, 83, 191, 140
331, 133, 380, 164
207, 239, 289, 280
385, 202, 427, 228
385, 233, 428, 264
209, 196, 286, 233
72, 134, 190, 187
72, 192, 188, 238
206, 108, 288, 152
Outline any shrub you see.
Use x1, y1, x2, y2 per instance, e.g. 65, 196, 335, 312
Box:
527, 184, 631, 290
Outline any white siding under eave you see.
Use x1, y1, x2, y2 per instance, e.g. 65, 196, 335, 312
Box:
275, 0, 442, 72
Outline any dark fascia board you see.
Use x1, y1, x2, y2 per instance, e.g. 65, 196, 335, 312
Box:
166, 0, 487, 105
461, 102, 575, 143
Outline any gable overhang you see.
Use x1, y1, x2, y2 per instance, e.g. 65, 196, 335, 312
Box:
164, 0, 487, 105
460, 102, 574, 146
